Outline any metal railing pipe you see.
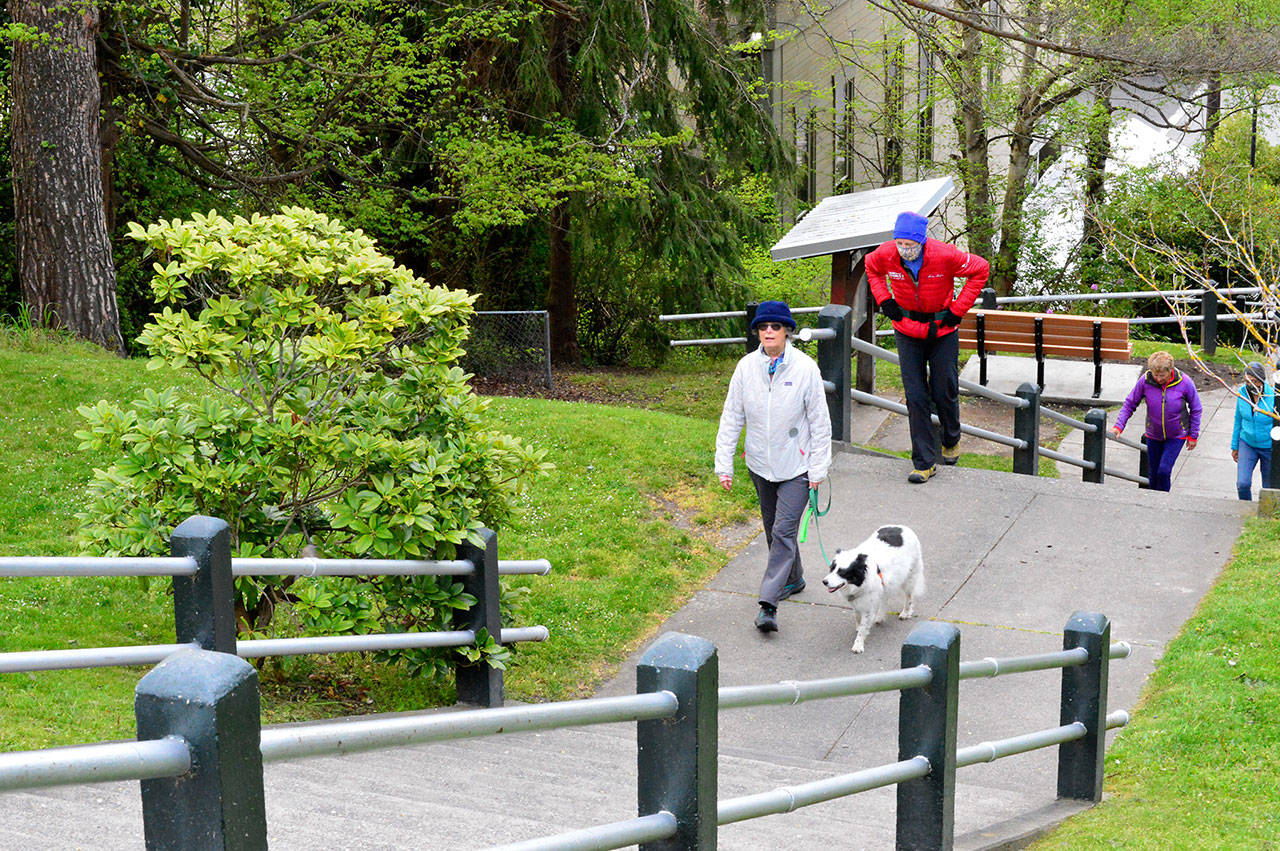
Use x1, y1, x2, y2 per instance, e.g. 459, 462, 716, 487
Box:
958, 377, 1033, 409
1109, 641, 1132, 659
719, 665, 933, 710
958, 647, 1088, 680
1103, 466, 1148, 486
0, 737, 191, 792
0, 642, 198, 674
238, 631, 481, 659
1042, 408, 1096, 432
1108, 433, 1147, 452
0, 556, 197, 578
258, 691, 680, 762
659, 307, 825, 322
1107, 710, 1130, 729
499, 560, 554, 576
717, 756, 932, 825
1039, 447, 1096, 471
993, 287, 1260, 304
669, 336, 747, 347
501, 626, 550, 643
956, 722, 1086, 768
850, 389, 1028, 449
231, 558, 473, 577
487, 812, 679, 851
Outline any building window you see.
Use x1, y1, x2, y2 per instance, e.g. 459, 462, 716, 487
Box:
833, 74, 855, 191
885, 41, 905, 186
917, 42, 934, 171
797, 109, 817, 204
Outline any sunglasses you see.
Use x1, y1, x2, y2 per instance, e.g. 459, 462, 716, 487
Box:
756, 322, 787, 331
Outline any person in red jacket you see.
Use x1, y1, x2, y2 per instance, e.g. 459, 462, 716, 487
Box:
867, 211, 990, 483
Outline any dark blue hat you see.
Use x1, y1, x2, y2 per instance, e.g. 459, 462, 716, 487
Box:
751, 300, 796, 330
894, 211, 929, 243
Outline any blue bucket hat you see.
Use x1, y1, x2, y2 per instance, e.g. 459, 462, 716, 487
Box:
751, 300, 796, 330
893, 211, 929, 244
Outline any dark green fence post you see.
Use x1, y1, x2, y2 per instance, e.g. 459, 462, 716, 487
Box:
457, 527, 503, 707
637, 632, 718, 851
1058, 611, 1111, 801
897, 622, 960, 850
980, 287, 998, 309
1083, 409, 1107, 484
745, 302, 759, 354
1201, 289, 1218, 355
818, 304, 853, 442
1138, 435, 1150, 489
170, 515, 237, 654
1013, 382, 1041, 477
136, 648, 267, 850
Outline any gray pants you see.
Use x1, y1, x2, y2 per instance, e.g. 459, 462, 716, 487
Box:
750, 472, 809, 607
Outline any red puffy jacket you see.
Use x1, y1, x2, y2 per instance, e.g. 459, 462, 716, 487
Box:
866, 239, 989, 340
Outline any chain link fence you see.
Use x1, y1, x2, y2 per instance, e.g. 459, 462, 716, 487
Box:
462, 310, 553, 389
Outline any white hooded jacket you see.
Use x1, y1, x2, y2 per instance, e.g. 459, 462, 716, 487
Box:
715, 341, 832, 484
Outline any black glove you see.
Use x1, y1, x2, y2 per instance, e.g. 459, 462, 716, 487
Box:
879, 299, 903, 322
939, 309, 963, 328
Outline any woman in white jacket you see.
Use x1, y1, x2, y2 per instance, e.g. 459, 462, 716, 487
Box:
715, 300, 832, 633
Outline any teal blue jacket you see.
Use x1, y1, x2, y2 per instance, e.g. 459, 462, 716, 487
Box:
1231, 381, 1276, 451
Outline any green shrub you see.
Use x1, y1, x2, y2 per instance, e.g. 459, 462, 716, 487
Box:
75, 207, 550, 680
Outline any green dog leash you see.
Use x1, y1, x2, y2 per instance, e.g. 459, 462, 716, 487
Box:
798, 481, 833, 563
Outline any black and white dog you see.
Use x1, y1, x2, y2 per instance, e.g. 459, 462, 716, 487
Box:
821, 525, 926, 653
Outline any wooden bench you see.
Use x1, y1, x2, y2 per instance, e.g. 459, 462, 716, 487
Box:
955, 309, 1131, 398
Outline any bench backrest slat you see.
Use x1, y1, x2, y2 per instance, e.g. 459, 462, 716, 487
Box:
956, 310, 1131, 360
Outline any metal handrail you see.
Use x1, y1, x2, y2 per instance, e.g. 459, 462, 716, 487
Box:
717, 756, 932, 825
719, 665, 933, 710
1105, 467, 1149, 486
237, 627, 547, 659
0, 556, 552, 579
851, 389, 1026, 450
956, 722, 1085, 768
258, 691, 680, 762
1, 628, 550, 675
487, 812, 679, 851
959, 647, 1088, 679
1040, 446, 1096, 471
993, 286, 1262, 305
0, 737, 191, 793
0, 643, 200, 675
659, 307, 826, 322
0, 557, 198, 577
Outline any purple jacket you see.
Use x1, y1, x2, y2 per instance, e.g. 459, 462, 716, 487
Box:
1115, 369, 1202, 441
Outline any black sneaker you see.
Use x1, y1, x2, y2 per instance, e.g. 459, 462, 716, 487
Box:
755, 605, 778, 632
780, 578, 806, 599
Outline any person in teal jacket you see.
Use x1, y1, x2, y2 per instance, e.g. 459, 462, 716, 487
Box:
1231, 361, 1276, 501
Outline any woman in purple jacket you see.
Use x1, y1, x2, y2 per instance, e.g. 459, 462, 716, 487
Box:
1110, 351, 1202, 492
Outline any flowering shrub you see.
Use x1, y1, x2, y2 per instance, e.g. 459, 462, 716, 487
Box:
77, 207, 550, 678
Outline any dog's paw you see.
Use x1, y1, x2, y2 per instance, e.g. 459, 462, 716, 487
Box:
898, 609, 915, 620
851, 642, 865, 654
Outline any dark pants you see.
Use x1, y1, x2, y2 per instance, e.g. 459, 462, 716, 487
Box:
749, 472, 809, 607
1146, 436, 1183, 492
895, 330, 961, 470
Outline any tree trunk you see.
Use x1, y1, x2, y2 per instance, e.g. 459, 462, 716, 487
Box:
1079, 89, 1113, 290
952, 0, 995, 261
11, 0, 123, 354
547, 200, 579, 364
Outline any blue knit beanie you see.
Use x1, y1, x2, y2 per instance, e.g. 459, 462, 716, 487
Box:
894, 211, 929, 243
751, 300, 796, 330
